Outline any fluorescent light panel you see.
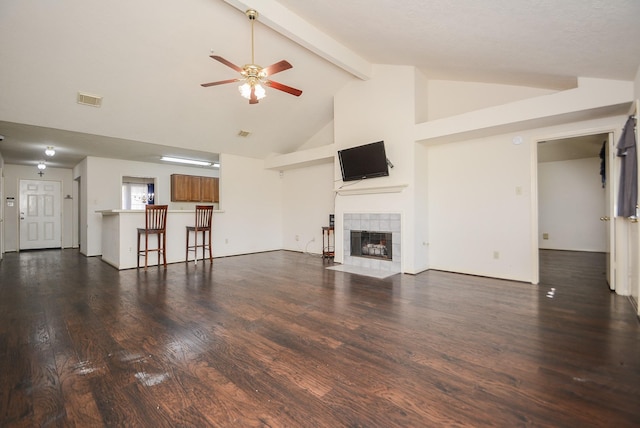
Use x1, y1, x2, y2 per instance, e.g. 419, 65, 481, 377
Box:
161, 156, 212, 167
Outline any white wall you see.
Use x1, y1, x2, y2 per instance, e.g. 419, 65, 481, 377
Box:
212, 153, 283, 257
281, 161, 334, 254
427, 134, 533, 281
296, 121, 334, 151
426, 116, 625, 282
427, 80, 555, 120
333, 64, 419, 273
538, 157, 606, 252
412, 142, 430, 272
74, 158, 88, 255
2, 164, 75, 251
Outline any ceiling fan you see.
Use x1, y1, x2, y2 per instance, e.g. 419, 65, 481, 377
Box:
201, 9, 303, 104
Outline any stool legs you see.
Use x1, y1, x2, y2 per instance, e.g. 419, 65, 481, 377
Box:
186, 229, 212, 265
137, 231, 166, 270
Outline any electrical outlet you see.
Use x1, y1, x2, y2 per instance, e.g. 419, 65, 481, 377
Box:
543, 233, 549, 240
493, 251, 500, 260
295, 235, 300, 241
225, 238, 229, 244
311, 237, 315, 242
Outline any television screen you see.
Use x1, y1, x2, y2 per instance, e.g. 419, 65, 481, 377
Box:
338, 141, 389, 182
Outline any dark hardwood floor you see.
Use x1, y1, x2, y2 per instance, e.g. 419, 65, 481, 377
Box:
0, 249, 639, 427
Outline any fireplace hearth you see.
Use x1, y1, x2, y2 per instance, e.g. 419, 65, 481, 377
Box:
351, 230, 392, 260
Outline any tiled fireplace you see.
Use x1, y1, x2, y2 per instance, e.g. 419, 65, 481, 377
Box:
343, 213, 401, 273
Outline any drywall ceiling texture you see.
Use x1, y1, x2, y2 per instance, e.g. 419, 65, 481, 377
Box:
276, 0, 640, 87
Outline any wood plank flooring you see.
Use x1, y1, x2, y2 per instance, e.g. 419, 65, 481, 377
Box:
0, 249, 639, 427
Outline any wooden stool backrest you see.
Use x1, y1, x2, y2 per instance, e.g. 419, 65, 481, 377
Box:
194, 205, 214, 230
145, 205, 168, 231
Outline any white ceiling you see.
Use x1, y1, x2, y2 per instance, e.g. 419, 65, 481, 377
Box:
1, 0, 639, 169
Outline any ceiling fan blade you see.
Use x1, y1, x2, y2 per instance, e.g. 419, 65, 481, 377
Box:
262, 60, 293, 76
249, 86, 259, 104
201, 78, 241, 87
266, 80, 303, 97
210, 55, 243, 73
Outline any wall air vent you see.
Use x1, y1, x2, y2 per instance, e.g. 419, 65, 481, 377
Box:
77, 92, 103, 107
238, 130, 251, 137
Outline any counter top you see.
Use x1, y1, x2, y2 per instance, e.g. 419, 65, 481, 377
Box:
97, 209, 224, 215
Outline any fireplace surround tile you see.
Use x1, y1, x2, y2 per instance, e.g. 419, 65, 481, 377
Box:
343, 213, 401, 273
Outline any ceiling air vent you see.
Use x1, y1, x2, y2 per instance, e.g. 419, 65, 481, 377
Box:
77, 92, 102, 107
238, 130, 251, 137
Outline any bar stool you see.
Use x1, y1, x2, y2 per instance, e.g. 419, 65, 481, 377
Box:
186, 205, 214, 265
137, 204, 168, 270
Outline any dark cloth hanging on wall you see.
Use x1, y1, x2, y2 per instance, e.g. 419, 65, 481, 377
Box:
616, 116, 637, 217
599, 141, 606, 188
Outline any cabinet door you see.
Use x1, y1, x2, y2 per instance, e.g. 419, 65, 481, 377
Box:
189, 176, 202, 202
213, 177, 219, 203
171, 174, 191, 202
201, 177, 215, 202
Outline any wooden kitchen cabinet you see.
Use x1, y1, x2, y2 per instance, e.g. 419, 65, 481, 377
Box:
213, 177, 219, 203
171, 174, 192, 202
171, 174, 218, 202
201, 177, 214, 202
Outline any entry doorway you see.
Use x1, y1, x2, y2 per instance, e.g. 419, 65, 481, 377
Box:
536, 132, 613, 287
19, 179, 62, 250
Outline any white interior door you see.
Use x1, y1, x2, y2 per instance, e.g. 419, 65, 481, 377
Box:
19, 179, 62, 250
604, 132, 616, 290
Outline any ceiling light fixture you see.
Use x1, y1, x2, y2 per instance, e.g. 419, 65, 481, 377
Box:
45, 146, 55, 156
200, 9, 302, 104
213, 162, 220, 168
37, 161, 46, 170
239, 78, 266, 101
160, 156, 212, 167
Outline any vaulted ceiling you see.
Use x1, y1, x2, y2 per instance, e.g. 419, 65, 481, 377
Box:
1, 0, 639, 169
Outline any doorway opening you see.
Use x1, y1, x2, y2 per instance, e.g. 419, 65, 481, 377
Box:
536, 132, 612, 287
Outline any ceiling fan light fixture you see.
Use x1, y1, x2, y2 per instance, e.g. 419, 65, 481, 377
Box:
239, 81, 266, 101
37, 161, 46, 170
45, 146, 55, 156
238, 82, 251, 99
201, 8, 302, 104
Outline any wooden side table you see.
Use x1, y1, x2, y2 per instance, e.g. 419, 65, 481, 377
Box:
322, 226, 334, 259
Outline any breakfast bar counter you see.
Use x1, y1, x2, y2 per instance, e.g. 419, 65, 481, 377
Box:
97, 209, 217, 270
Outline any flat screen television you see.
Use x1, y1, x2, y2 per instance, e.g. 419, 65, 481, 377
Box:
338, 141, 389, 182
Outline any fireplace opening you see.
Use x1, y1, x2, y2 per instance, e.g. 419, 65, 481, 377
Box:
350, 230, 392, 260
